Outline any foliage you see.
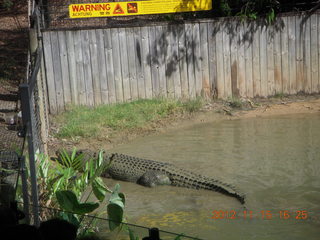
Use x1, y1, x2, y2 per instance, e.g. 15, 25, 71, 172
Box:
34, 149, 127, 235
182, 97, 204, 113
227, 97, 244, 109
21, 149, 187, 239
1, 0, 13, 10
236, 0, 279, 23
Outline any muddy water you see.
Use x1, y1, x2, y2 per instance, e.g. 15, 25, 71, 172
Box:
106, 113, 320, 239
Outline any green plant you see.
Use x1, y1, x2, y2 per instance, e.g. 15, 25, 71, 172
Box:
54, 99, 205, 139
1, 0, 13, 10
31, 149, 128, 236
182, 98, 203, 113
236, 0, 279, 23
273, 92, 286, 98
227, 97, 243, 109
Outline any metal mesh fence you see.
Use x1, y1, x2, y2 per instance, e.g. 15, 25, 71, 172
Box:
0, 151, 20, 207
15, 203, 203, 240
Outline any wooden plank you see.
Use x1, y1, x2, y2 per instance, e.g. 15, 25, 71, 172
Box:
42, 31, 57, 114
304, 15, 312, 93
57, 31, 71, 104
95, 29, 109, 104
222, 20, 232, 98
267, 23, 275, 96
171, 25, 182, 99
74, 30, 86, 105
88, 30, 102, 105
200, 22, 210, 99
118, 28, 131, 101
65, 31, 78, 105
148, 26, 160, 97
141, 26, 153, 99
193, 23, 202, 97
104, 29, 116, 103
318, 13, 320, 92
295, 15, 303, 93
126, 28, 138, 100
81, 30, 94, 106
50, 31, 64, 111
165, 26, 175, 98
215, 21, 225, 98
134, 27, 146, 99
260, 22, 268, 97
244, 21, 253, 98
156, 25, 166, 97
281, 16, 289, 94
207, 21, 217, 98
310, 14, 318, 93
273, 18, 283, 94
111, 28, 124, 102
252, 23, 261, 97
229, 21, 239, 97
178, 23, 189, 99
237, 21, 246, 97
288, 16, 297, 94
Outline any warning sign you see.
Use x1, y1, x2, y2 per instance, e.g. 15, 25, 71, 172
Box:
113, 4, 124, 14
127, 3, 138, 13
69, 0, 212, 18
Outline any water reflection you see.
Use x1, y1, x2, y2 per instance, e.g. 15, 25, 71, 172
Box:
108, 113, 320, 239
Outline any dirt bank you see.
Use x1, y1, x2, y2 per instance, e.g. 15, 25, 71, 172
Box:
48, 94, 320, 154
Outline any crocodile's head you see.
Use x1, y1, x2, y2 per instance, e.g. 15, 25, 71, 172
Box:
137, 170, 171, 187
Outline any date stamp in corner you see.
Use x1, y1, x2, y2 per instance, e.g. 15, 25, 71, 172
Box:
210, 210, 312, 220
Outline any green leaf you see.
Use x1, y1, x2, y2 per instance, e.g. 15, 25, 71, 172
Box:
107, 203, 123, 231
92, 177, 111, 202
56, 190, 78, 212
75, 202, 100, 215
128, 228, 140, 240
58, 212, 80, 228
107, 184, 125, 231
109, 184, 125, 208
118, 192, 126, 206
56, 190, 99, 215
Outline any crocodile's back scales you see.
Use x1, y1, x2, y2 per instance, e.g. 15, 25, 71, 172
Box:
105, 153, 245, 204
103, 153, 173, 182
56, 150, 245, 204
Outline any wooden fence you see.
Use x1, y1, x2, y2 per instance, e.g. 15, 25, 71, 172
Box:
43, 12, 320, 114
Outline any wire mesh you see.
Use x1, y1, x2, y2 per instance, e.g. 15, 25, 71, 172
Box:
19, 203, 204, 240
0, 151, 20, 207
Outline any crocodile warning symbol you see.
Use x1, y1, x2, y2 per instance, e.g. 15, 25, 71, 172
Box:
127, 3, 138, 13
113, 4, 124, 14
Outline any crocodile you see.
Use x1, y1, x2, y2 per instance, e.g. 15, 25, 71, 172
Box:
55, 149, 245, 204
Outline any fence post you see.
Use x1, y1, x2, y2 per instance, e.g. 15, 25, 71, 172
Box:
142, 228, 162, 240
19, 83, 40, 226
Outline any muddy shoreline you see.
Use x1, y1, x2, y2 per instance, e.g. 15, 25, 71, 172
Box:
48, 94, 320, 154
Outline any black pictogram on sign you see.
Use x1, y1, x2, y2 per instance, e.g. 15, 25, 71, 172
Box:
127, 3, 138, 13
113, 4, 125, 14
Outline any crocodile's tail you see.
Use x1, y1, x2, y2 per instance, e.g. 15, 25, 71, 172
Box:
167, 170, 245, 204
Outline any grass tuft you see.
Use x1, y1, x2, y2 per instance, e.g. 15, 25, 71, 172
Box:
54, 98, 205, 139
227, 97, 243, 109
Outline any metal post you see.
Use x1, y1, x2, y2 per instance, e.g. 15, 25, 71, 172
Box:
19, 84, 40, 226
20, 156, 30, 224
142, 228, 162, 240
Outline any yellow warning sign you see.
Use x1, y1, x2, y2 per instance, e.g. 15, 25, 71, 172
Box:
113, 4, 125, 14
69, 0, 212, 18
